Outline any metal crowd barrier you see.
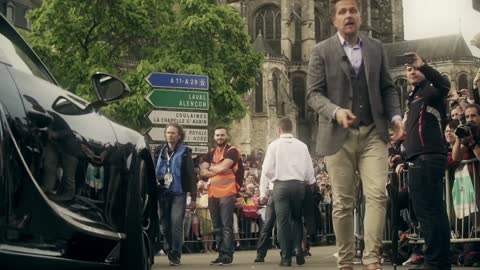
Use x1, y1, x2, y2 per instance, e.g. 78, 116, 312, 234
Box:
379, 159, 480, 247
178, 202, 336, 253
446, 159, 480, 243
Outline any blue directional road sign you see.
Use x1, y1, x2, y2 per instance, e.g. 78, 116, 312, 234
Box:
145, 72, 209, 90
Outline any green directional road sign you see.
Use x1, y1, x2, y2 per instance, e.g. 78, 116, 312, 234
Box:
145, 89, 209, 110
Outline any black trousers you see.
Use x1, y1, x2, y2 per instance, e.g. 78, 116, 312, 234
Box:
408, 154, 451, 270
273, 180, 305, 260
256, 196, 276, 257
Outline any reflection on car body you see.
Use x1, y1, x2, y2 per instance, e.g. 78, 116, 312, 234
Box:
0, 13, 159, 270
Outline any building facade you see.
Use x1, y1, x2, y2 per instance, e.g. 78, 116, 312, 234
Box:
0, 0, 42, 29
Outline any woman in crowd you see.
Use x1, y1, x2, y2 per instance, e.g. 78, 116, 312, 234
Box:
196, 181, 215, 253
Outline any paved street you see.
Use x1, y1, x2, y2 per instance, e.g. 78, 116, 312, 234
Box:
153, 245, 475, 269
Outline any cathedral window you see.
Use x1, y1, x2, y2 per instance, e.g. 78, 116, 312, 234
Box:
255, 74, 264, 113
314, 8, 330, 43
292, 77, 306, 119
6, 2, 15, 22
272, 71, 283, 116
254, 5, 281, 55
457, 73, 468, 91
394, 78, 408, 114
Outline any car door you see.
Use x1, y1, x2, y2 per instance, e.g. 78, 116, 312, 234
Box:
11, 66, 129, 225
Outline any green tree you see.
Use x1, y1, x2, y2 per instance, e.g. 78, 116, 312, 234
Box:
26, 0, 261, 131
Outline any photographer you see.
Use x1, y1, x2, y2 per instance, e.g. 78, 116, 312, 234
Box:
452, 104, 480, 161
474, 67, 480, 101
402, 52, 451, 270
452, 104, 480, 212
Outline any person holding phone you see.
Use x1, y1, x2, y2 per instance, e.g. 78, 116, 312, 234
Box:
403, 52, 451, 270
306, 1, 403, 269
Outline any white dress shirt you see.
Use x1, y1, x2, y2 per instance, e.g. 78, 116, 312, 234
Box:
337, 32, 363, 75
259, 133, 316, 198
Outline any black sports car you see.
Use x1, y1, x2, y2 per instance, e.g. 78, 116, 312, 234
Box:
0, 14, 159, 270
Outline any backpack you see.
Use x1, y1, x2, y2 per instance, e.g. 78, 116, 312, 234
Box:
234, 151, 244, 189
209, 146, 244, 190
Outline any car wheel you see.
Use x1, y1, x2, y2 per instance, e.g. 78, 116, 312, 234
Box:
120, 159, 153, 270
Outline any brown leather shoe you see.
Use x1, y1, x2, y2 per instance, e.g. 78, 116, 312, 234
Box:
363, 262, 383, 270
340, 267, 354, 270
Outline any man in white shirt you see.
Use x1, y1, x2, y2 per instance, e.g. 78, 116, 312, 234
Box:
260, 117, 315, 266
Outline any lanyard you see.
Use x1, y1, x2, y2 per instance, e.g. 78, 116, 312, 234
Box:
166, 149, 175, 172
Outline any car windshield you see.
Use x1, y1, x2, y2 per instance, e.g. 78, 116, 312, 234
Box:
0, 17, 56, 84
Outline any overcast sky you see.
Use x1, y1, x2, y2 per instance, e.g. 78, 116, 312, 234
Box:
403, 0, 480, 56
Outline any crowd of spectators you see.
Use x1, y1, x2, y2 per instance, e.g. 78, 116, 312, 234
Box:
172, 149, 334, 255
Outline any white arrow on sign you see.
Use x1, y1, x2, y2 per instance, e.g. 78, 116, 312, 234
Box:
147, 110, 208, 127
148, 127, 208, 143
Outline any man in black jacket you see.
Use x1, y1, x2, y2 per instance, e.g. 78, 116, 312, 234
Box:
403, 52, 451, 270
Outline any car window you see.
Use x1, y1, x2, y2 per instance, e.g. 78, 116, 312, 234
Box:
0, 33, 54, 84
52, 96, 87, 115
67, 94, 89, 107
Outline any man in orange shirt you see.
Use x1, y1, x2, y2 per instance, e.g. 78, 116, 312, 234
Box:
200, 126, 240, 266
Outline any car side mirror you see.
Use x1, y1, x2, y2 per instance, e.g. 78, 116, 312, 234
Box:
91, 73, 131, 103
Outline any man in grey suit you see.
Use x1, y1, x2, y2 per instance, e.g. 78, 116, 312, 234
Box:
306, 1, 404, 270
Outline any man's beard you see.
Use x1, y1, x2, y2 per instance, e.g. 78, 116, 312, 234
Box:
216, 140, 227, 147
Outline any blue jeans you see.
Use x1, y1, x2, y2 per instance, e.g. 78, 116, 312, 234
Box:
160, 193, 187, 256
408, 155, 450, 270
209, 195, 236, 258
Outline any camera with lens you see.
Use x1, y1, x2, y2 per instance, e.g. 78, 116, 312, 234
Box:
455, 123, 479, 138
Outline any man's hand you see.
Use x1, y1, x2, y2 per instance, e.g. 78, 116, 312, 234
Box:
459, 88, 470, 98
209, 165, 233, 174
391, 118, 405, 144
259, 197, 268, 205
388, 155, 401, 169
448, 86, 460, 101
190, 201, 196, 210
335, 108, 357, 128
404, 52, 424, 69
395, 163, 405, 176
460, 134, 475, 148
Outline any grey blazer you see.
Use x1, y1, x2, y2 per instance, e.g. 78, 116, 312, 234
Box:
306, 34, 401, 156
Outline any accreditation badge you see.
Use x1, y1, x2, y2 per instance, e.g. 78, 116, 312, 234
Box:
164, 172, 173, 188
